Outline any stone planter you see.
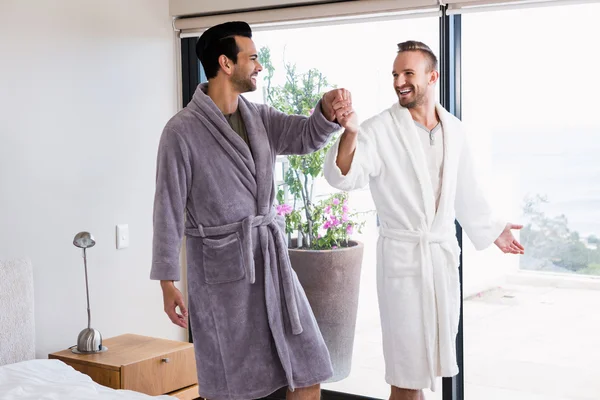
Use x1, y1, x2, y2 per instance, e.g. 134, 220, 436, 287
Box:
288, 240, 364, 382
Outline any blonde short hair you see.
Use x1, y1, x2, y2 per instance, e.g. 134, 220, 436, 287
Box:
397, 40, 438, 72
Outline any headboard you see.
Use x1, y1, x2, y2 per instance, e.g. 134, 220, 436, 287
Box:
0, 258, 35, 366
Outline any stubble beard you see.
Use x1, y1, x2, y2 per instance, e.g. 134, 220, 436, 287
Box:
399, 89, 426, 109
231, 71, 256, 93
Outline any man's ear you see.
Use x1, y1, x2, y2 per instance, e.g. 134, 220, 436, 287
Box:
430, 70, 440, 85
219, 55, 233, 75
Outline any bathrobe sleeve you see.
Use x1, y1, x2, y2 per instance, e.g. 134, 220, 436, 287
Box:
150, 127, 192, 281
260, 99, 340, 155
454, 131, 506, 250
323, 123, 382, 192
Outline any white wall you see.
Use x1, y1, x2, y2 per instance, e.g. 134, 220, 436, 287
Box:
0, 0, 186, 358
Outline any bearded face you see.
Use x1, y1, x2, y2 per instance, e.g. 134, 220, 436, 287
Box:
392, 51, 436, 109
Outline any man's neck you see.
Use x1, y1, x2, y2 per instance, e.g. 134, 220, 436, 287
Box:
408, 99, 438, 130
206, 78, 240, 115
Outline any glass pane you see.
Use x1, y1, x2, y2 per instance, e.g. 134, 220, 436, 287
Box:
462, 4, 600, 399
250, 16, 441, 399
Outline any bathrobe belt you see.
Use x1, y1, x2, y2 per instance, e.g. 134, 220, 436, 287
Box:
379, 226, 456, 391
185, 209, 303, 335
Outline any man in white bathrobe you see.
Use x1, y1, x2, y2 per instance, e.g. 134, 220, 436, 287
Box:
323, 41, 525, 400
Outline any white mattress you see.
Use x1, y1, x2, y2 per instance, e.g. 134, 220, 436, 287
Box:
0, 359, 173, 400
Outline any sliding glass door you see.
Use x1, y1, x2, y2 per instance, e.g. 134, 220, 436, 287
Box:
460, 3, 600, 399
180, 10, 458, 399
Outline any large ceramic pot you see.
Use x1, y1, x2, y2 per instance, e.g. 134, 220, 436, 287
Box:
288, 240, 364, 382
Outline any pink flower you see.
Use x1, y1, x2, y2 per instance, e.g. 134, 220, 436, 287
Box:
323, 221, 331, 230
331, 217, 340, 227
333, 198, 340, 205
342, 213, 349, 222
343, 199, 348, 205
309, 108, 315, 115
342, 205, 349, 212
332, 246, 338, 249
346, 225, 354, 235
276, 204, 293, 216
324, 205, 331, 214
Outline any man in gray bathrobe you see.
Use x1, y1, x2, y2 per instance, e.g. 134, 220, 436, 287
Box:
150, 21, 354, 400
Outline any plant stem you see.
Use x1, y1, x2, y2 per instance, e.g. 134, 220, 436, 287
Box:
304, 173, 313, 247
293, 168, 313, 247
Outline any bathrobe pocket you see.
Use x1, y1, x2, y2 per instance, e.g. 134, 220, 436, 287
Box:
202, 232, 246, 284
383, 239, 420, 278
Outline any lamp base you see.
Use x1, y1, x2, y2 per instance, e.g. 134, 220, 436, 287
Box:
72, 327, 107, 354
71, 345, 108, 354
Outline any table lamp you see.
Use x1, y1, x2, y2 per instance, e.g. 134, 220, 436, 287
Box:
72, 231, 107, 354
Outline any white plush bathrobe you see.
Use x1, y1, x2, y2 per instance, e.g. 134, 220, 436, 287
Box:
323, 103, 505, 391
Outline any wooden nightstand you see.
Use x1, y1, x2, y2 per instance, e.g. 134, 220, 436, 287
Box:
49, 333, 199, 399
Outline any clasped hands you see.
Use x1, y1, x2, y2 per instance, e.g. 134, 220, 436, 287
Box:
321, 88, 359, 133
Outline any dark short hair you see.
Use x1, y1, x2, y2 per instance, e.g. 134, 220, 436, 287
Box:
397, 40, 438, 72
196, 21, 252, 79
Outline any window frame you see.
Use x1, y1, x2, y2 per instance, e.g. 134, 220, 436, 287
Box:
180, 7, 464, 399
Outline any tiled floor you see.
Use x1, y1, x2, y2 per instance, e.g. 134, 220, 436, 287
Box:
461, 283, 600, 400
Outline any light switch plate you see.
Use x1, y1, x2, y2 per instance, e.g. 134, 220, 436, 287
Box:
116, 224, 129, 249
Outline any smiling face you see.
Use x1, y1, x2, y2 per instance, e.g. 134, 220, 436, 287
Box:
229, 36, 262, 93
392, 50, 438, 109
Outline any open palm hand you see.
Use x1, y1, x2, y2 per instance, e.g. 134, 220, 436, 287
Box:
494, 223, 525, 254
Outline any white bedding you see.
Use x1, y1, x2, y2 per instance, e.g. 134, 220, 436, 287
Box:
0, 359, 172, 400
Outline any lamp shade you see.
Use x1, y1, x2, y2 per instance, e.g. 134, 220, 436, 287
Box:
73, 232, 96, 249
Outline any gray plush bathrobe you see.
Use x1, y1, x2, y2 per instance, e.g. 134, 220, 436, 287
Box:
150, 84, 338, 400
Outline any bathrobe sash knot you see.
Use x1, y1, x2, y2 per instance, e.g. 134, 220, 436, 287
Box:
185, 208, 303, 335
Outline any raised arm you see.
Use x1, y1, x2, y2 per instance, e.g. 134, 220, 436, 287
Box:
262, 89, 349, 155
323, 105, 382, 192
332, 95, 359, 176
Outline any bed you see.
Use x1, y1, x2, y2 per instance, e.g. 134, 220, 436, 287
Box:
0, 359, 172, 399
0, 258, 171, 400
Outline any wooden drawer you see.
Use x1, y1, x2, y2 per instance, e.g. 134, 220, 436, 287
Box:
169, 384, 200, 400
121, 346, 197, 396
64, 361, 121, 389
49, 334, 199, 398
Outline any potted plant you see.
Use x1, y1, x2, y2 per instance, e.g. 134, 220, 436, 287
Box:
259, 47, 369, 382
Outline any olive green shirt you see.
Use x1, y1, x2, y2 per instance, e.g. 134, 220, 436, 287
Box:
224, 108, 249, 146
